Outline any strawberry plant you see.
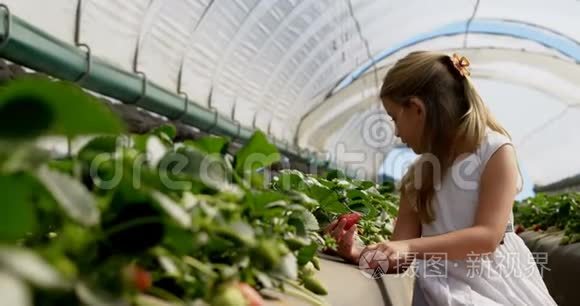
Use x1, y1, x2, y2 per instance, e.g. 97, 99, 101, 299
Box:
0, 77, 400, 305
513, 193, 580, 245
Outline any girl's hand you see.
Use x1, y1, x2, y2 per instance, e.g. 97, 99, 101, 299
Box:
361, 240, 415, 273
324, 218, 364, 264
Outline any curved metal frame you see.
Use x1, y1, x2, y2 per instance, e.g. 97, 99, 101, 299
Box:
171, 92, 189, 122
230, 99, 242, 141
203, 86, 219, 133
74, 0, 91, 84
127, 71, 147, 105
75, 44, 91, 84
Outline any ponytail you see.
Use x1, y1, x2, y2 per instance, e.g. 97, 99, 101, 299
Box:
457, 77, 510, 151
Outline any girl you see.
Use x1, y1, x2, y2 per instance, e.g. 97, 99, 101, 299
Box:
326, 51, 557, 305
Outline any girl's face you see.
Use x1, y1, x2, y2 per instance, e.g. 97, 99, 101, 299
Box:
382, 97, 425, 154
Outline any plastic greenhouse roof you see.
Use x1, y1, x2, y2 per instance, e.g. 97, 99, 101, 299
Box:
3, 0, 580, 187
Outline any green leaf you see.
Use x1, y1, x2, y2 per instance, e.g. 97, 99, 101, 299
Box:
233, 131, 280, 175
349, 202, 371, 215
275, 170, 307, 192
212, 221, 256, 247
247, 191, 287, 215
185, 136, 230, 155
0, 247, 72, 289
254, 271, 274, 289
251, 239, 282, 270
247, 170, 268, 189
130, 135, 169, 168
162, 224, 196, 255
132, 134, 149, 153
297, 243, 318, 266
287, 204, 308, 212
35, 166, 99, 226
152, 191, 192, 229
0, 144, 51, 173
288, 217, 306, 236
276, 253, 298, 280
288, 191, 319, 210
75, 281, 125, 306
0, 92, 54, 139
307, 185, 336, 206
47, 158, 75, 175
215, 185, 245, 203
0, 77, 124, 139
0, 175, 37, 242
356, 180, 376, 190
378, 181, 395, 194
158, 147, 232, 191
320, 199, 350, 215
157, 254, 181, 277
333, 179, 354, 190
292, 210, 319, 231
347, 189, 368, 202
77, 136, 118, 162
325, 169, 346, 181
212, 263, 239, 280
284, 236, 311, 251
308, 184, 346, 214
229, 221, 257, 246
152, 124, 177, 143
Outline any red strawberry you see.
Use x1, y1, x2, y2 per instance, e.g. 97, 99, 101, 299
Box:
134, 266, 152, 292
338, 212, 362, 230
533, 224, 542, 232
515, 224, 525, 235
123, 264, 152, 292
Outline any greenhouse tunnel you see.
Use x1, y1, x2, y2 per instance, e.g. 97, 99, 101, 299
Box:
0, 0, 579, 305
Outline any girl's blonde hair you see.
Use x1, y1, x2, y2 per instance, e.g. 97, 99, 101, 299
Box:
380, 51, 509, 224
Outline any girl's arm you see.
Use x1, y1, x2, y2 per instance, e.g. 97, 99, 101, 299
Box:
407, 144, 520, 260
391, 193, 422, 241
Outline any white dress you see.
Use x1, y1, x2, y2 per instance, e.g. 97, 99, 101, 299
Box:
411, 129, 558, 306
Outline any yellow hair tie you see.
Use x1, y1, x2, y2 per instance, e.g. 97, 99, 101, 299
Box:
451, 53, 471, 77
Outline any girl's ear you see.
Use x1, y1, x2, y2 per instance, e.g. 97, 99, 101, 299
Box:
408, 96, 426, 117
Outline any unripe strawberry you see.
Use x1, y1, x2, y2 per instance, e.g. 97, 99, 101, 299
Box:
302, 275, 327, 296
